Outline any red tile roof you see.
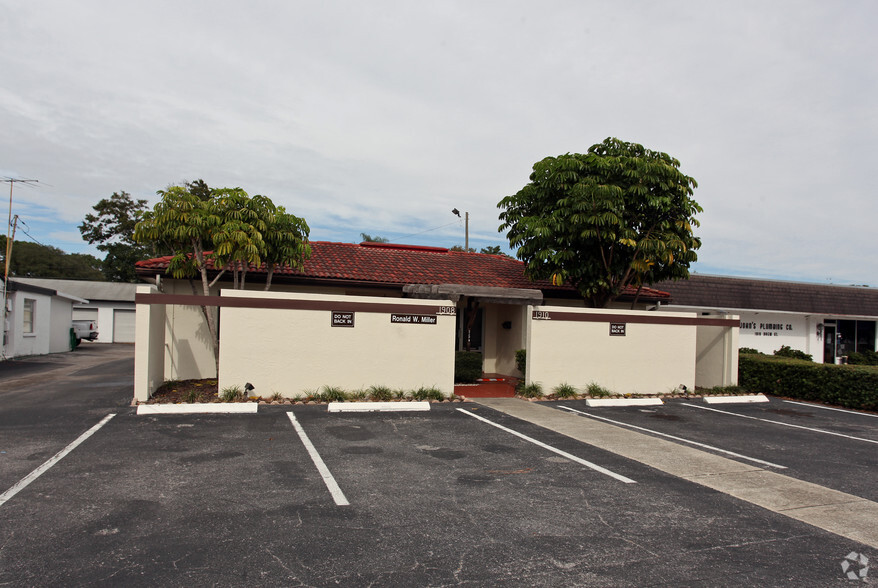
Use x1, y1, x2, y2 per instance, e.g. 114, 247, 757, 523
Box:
135, 241, 671, 301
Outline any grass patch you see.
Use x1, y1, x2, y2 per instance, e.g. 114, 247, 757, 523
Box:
518, 382, 543, 398
368, 385, 394, 401
319, 386, 348, 402
219, 385, 244, 402
412, 386, 444, 401
584, 382, 612, 398
552, 382, 578, 398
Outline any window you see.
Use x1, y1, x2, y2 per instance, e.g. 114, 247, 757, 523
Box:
23, 298, 35, 334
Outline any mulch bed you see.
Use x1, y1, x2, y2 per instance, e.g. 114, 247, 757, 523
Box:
147, 379, 220, 404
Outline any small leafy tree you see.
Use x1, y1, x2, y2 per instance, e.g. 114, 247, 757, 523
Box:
79, 191, 153, 282
498, 137, 702, 307
134, 181, 310, 368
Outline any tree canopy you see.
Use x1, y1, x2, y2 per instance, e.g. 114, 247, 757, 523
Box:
1, 236, 104, 280
133, 181, 311, 367
498, 137, 702, 307
79, 191, 154, 282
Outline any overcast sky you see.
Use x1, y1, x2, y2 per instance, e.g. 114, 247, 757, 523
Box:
2, 1, 876, 285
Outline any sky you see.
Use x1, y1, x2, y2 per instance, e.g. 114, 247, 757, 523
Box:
1, 1, 876, 286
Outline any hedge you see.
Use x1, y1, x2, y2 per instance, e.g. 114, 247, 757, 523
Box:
739, 353, 878, 411
455, 351, 482, 384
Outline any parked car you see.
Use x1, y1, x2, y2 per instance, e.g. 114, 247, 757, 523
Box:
72, 320, 99, 343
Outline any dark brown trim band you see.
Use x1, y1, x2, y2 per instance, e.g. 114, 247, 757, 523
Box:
532, 310, 739, 328
135, 293, 457, 316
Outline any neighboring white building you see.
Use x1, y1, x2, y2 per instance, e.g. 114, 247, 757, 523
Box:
659, 274, 878, 363
2, 279, 88, 360
12, 278, 137, 343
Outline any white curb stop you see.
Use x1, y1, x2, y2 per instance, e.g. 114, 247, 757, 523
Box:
702, 394, 769, 405
327, 401, 431, 413
137, 403, 259, 415
585, 397, 665, 407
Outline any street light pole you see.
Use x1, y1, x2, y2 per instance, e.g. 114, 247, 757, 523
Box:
2, 177, 38, 360
451, 208, 469, 251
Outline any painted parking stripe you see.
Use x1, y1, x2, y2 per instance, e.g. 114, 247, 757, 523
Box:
0, 414, 116, 508
456, 408, 636, 484
286, 412, 350, 506
783, 400, 878, 419
680, 403, 878, 445
558, 405, 787, 469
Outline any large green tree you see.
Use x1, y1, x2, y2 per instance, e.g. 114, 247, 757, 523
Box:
134, 181, 311, 367
79, 191, 154, 282
498, 137, 702, 307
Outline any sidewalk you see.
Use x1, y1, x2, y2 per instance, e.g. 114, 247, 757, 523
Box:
474, 397, 878, 550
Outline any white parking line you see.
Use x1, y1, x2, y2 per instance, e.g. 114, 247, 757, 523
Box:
286, 412, 350, 506
783, 400, 878, 419
456, 408, 636, 484
558, 405, 787, 469
680, 403, 878, 445
0, 413, 116, 508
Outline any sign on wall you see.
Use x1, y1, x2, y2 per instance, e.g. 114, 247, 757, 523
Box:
391, 314, 437, 325
331, 311, 355, 327
610, 323, 626, 336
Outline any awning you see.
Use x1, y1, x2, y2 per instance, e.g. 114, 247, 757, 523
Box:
403, 284, 543, 305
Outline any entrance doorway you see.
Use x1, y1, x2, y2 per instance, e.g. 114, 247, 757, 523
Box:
823, 324, 837, 363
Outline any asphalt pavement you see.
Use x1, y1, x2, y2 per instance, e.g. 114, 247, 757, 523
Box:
1, 346, 875, 586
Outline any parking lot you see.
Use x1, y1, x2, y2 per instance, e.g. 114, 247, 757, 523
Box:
1, 346, 876, 586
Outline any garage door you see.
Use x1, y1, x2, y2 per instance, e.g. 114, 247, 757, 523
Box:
113, 309, 136, 343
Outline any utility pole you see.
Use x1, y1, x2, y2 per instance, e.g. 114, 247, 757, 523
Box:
2, 177, 38, 360
451, 208, 469, 251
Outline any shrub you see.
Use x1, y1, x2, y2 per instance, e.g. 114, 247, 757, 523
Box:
412, 386, 445, 401
773, 345, 813, 362
455, 351, 482, 383
183, 389, 202, 403
368, 385, 393, 401
739, 347, 762, 355
847, 350, 878, 365
739, 354, 878, 411
552, 382, 578, 398
518, 382, 543, 398
220, 386, 244, 402
584, 382, 612, 398
319, 386, 348, 402
515, 349, 527, 374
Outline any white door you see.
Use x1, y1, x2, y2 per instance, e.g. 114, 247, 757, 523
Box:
112, 309, 136, 343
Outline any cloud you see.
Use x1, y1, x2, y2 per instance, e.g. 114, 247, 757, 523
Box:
1, 0, 876, 284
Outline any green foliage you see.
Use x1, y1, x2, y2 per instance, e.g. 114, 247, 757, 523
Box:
515, 349, 526, 374
1, 236, 104, 280
412, 386, 445, 401
498, 137, 702, 307
479, 245, 510, 257
183, 389, 203, 403
739, 354, 878, 411
552, 382, 579, 398
79, 191, 154, 282
585, 382, 612, 397
739, 347, 762, 355
450, 245, 476, 253
219, 386, 244, 402
319, 386, 348, 402
773, 345, 813, 361
367, 385, 394, 401
846, 350, 878, 365
518, 382, 543, 398
455, 351, 483, 383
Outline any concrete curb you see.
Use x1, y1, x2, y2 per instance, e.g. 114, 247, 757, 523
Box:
327, 401, 431, 413
136, 403, 259, 415
703, 394, 769, 405
585, 397, 664, 407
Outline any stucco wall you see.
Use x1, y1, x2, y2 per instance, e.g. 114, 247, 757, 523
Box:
7, 290, 53, 357
482, 303, 527, 376
526, 306, 698, 395
695, 319, 739, 388
49, 298, 73, 353
217, 290, 457, 398
134, 286, 168, 401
